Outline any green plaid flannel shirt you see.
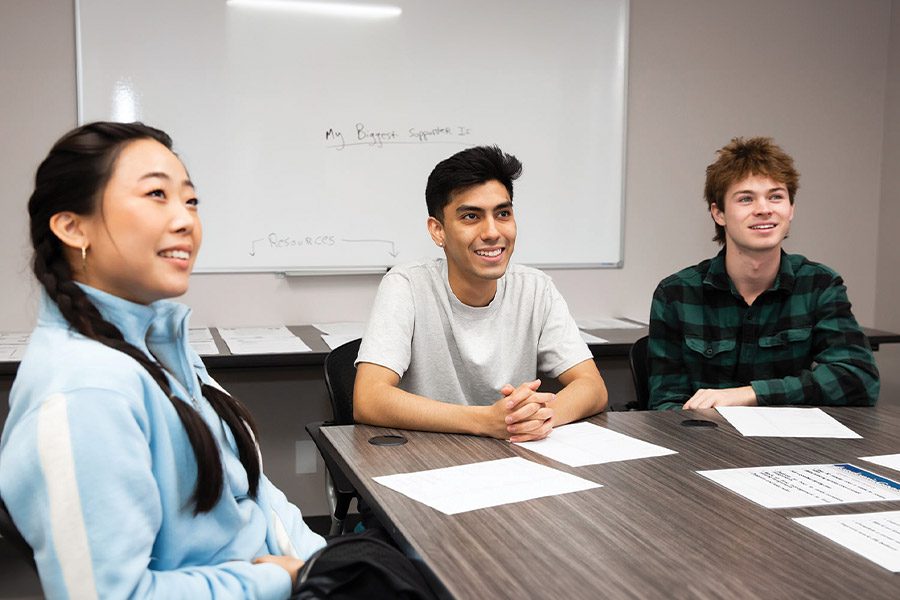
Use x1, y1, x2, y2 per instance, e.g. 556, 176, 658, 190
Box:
648, 251, 879, 410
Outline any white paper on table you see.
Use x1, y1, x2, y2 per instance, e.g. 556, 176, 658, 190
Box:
516, 422, 677, 467
189, 328, 214, 343
0, 331, 30, 361
0, 344, 26, 361
321, 333, 360, 350
576, 318, 644, 330
794, 511, 900, 572
187, 328, 220, 356
716, 406, 861, 438
372, 456, 601, 515
697, 463, 900, 509
580, 331, 609, 344
217, 326, 312, 354
312, 321, 367, 337
218, 326, 295, 338
861, 454, 900, 473
0, 332, 30, 344
189, 340, 220, 356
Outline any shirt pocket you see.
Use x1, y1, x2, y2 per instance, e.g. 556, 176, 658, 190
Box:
685, 336, 736, 359
758, 327, 813, 349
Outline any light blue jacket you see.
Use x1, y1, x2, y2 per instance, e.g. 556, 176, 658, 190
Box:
0, 285, 325, 599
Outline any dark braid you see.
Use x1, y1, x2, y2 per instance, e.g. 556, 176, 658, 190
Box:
201, 383, 261, 497
28, 122, 260, 512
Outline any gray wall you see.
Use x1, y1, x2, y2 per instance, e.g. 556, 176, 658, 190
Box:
1, 0, 894, 334
2, 0, 899, 517
0, 0, 76, 327
876, 2, 900, 399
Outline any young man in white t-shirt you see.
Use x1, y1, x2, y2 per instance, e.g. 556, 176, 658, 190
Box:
354, 146, 607, 442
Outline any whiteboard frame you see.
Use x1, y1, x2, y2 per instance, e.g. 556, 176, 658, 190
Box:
73, 0, 630, 275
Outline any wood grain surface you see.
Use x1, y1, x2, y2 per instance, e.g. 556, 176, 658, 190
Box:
322, 406, 900, 600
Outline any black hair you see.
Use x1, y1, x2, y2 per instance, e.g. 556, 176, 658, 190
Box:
425, 145, 523, 221
28, 121, 261, 513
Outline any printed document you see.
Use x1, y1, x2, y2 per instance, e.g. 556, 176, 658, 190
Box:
794, 511, 900, 572
516, 422, 677, 467
698, 463, 900, 509
716, 406, 861, 438
861, 454, 900, 473
373, 457, 601, 515
218, 326, 312, 354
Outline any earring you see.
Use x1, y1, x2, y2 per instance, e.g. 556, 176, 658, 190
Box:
438, 242, 444, 248
81, 245, 87, 271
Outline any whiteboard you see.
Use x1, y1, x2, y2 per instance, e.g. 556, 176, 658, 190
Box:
77, 0, 628, 273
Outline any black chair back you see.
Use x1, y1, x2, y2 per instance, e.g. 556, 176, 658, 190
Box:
323, 338, 362, 425
307, 337, 362, 534
0, 497, 37, 572
628, 335, 650, 411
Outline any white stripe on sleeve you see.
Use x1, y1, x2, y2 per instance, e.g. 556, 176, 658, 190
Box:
37, 393, 99, 600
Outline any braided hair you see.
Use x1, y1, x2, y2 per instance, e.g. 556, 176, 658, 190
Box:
28, 122, 260, 513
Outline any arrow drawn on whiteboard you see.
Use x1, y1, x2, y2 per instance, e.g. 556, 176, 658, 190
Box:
342, 238, 399, 258
249, 238, 265, 256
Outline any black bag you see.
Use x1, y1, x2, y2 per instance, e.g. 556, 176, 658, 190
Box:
293, 530, 437, 599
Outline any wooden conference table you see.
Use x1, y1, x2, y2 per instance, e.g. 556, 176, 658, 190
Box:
322, 405, 900, 599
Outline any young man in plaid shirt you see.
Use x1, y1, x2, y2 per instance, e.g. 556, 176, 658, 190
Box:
648, 137, 879, 411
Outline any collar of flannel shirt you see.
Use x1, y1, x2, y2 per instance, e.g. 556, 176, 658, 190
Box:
702, 248, 796, 298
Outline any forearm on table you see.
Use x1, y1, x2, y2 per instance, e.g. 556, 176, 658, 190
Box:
552, 362, 608, 423
354, 380, 494, 436
752, 362, 879, 407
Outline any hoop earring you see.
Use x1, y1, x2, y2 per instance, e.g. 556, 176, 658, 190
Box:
81, 245, 87, 271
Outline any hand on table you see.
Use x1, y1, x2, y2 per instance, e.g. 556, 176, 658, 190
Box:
683, 386, 757, 410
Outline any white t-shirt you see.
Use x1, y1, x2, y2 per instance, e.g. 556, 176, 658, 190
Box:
357, 259, 592, 406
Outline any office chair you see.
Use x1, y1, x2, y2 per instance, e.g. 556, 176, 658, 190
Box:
627, 335, 650, 411
0, 497, 37, 572
305, 338, 362, 535
322, 338, 361, 426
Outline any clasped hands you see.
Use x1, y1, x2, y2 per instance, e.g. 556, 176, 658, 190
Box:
489, 379, 555, 442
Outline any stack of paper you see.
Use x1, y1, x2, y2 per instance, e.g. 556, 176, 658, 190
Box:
217, 326, 311, 354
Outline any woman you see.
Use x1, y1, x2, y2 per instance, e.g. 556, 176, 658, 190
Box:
0, 122, 325, 599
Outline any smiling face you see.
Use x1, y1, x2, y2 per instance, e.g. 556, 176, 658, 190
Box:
710, 173, 794, 256
427, 179, 516, 306
74, 138, 201, 304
